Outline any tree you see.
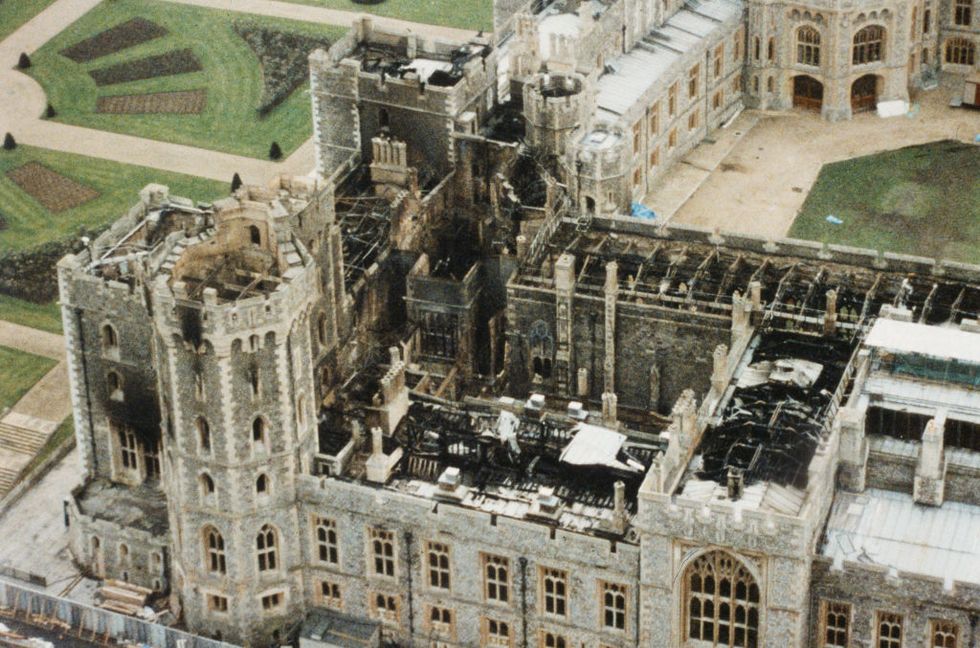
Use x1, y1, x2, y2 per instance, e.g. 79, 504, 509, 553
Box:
3, 133, 16, 150
268, 141, 282, 160
45, 104, 56, 119
17, 52, 30, 69
231, 172, 243, 193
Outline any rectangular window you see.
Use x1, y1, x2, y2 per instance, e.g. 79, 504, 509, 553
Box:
714, 44, 724, 78
954, 0, 971, 26
369, 528, 396, 578
734, 29, 743, 60
688, 64, 700, 99
668, 129, 678, 150
649, 147, 660, 169
540, 631, 567, 648
316, 517, 339, 565
633, 166, 642, 187
261, 592, 282, 611
688, 111, 699, 131
632, 120, 642, 153
931, 620, 959, 648
427, 541, 451, 590
320, 581, 342, 609
601, 582, 628, 631
484, 618, 511, 648
119, 427, 138, 471
540, 567, 568, 617
923, 8, 931, 32
823, 601, 850, 647
483, 554, 510, 603
207, 594, 229, 613
144, 442, 160, 480
713, 90, 724, 110
876, 612, 903, 648
373, 592, 399, 625
649, 102, 660, 135
668, 83, 678, 117
428, 606, 455, 638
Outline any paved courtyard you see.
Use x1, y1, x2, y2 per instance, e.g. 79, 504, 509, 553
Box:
650, 76, 980, 242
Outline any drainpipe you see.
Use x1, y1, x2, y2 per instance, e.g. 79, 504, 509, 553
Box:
405, 530, 415, 639
519, 556, 529, 648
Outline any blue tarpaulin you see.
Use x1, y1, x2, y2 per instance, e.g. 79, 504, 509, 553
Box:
631, 202, 657, 219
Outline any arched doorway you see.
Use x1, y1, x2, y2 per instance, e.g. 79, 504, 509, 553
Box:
851, 74, 879, 113
792, 75, 823, 111
684, 551, 761, 647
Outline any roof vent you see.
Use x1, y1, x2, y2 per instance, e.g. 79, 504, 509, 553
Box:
527, 486, 563, 521
434, 466, 467, 501
567, 401, 587, 420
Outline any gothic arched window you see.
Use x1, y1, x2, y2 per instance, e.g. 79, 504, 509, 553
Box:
686, 551, 760, 647
529, 320, 554, 379
204, 526, 226, 574
256, 524, 278, 572
945, 37, 976, 65
796, 26, 821, 66
853, 26, 885, 64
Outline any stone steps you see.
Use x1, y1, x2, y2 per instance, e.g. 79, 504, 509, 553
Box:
0, 466, 20, 494
0, 420, 47, 455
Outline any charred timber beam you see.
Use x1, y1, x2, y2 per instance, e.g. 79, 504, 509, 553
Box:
798, 268, 826, 316
685, 250, 718, 304
919, 283, 939, 324
948, 286, 966, 324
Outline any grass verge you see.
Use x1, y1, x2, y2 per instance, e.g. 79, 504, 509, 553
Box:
0, 346, 56, 413
279, 0, 492, 30
27, 0, 346, 159
0, 145, 226, 252
789, 140, 980, 265
0, 295, 62, 333
0, 0, 58, 42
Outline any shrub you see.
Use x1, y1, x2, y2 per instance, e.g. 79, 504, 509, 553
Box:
231, 172, 243, 192
233, 22, 332, 116
17, 52, 31, 69
3, 133, 16, 150
269, 142, 282, 160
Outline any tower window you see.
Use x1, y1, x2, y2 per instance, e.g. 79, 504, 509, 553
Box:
249, 225, 261, 246
369, 528, 396, 578
954, 0, 972, 25
482, 554, 509, 603
427, 541, 451, 590
197, 417, 211, 452
685, 551, 760, 647
118, 427, 138, 472
107, 371, 124, 401
204, 526, 226, 574
256, 473, 269, 495
101, 324, 118, 354
540, 567, 568, 617
602, 581, 628, 630
320, 581, 342, 609
316, 517, 339, 564
256, 524, 279, 572
252, 417, 267, 446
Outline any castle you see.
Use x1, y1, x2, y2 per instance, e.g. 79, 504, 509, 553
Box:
56, 0, 980, 645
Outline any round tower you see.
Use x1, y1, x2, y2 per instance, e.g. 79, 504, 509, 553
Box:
523, 72, 594, 158
151, 198, 319, 644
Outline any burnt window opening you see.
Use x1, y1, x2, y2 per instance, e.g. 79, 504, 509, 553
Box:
248, 366, 260, 399
204, 526, 226, 574
865, 406, 930, 442
420, 311, 458, 359
529, 320, 555, 380
256, 473, 269, 495
379, 107, 390, 128
144, 442, 161, 481
585, 196, 596, 213
249, 225, 261, 246
107, 371, 124, 401
256, 524, 279, 572
317, 313, 329, 347
252, 417, 267, 447
201, 472, 216, 497
118, 427, 139, 472
101, 324, 118, 352
945, 418, 980, 452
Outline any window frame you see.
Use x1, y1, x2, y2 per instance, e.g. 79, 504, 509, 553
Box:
821, 600, 850, 648
256, 524, 279, 573
426, 540, 452, 591
875, 611, 904, 648
369, 527, 397, 579
482, 553, 511, 604
315, 517, 340, 565
601, 581, 628, 632
540, 566, 569, 619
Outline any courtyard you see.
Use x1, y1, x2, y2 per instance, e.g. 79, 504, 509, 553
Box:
657, 76, 980, 264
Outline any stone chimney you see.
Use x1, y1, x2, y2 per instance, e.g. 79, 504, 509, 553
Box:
601, 392, 618, 426
823, 289, 838, 336
914, 414, 946, 506
711, 344, 729, 396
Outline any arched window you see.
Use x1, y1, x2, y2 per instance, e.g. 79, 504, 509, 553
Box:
853, 26, 885, 64
107, 371, 123, 401
200, 472, 215, 497
297, 396, 306, 427
101, 324, 118, 352
797, 26, 821, 65
197, 417, 211, 452
256, 524, 278, 571
249, 225, 261, 246
529, 321, 554, 380
954, 0, 972, 25
945, 38, 976, 65
119, 543, 129, 564
256, 473, 268, 495
767, 37, 775, 61
685, 551, 760, 647
753, 36, 761, 60
766, 76, 774, 92
317, 313, 328, 346
252, 417, 266, 446
204, 526, 227, 574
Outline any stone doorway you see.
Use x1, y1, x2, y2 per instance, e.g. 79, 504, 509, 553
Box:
793, 75, 823, 111
851, 74, 879, 113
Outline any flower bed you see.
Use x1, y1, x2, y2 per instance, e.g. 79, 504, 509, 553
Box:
96, 89, 208, 114
60, 18, 168, 63
88, 48, 202, 86
6, 162, 99, 212
234, 22, 331, 116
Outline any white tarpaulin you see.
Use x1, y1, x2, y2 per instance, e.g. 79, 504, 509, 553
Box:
560, 423, 643, 472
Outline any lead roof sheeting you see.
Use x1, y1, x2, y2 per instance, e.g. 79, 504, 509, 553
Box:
864, 374, 980, 421
822, 488, 980, 585
594, 0, 740, 116
864, 318, 980, 364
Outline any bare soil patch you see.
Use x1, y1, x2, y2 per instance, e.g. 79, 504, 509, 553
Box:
96, 89, 207, 114
89, 48, 202, 87
60, 18, 167, 63
6, 163, 99, 212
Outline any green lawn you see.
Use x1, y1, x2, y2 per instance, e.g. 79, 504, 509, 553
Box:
0, 0, 58, 42
0, 295, 62, 333
281, 0, 492, 30
789, 140, 980, 265
0, 145, 227, 251
0, 345, 56, 413
27, 0, 346, 159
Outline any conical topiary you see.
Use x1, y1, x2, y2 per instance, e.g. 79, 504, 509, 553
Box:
45, 103, 56, 118
269, 141, 282, 160
3, 133, 16, 150
231, 172, 243, 193
17, 52, 31, 69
